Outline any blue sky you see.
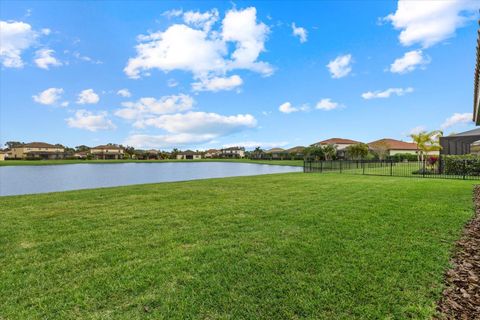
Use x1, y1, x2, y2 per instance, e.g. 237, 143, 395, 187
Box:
0, 0, 478, 150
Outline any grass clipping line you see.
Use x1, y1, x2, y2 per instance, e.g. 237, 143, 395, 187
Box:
436, 186, 480, 319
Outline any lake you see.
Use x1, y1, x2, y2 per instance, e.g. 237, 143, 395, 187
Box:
0, 162, 302, 196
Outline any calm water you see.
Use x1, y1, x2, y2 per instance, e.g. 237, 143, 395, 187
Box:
0, 162, 302, 196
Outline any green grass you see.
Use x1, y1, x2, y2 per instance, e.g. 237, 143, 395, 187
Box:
0, 173, 474, 319
0, 158, 303, 167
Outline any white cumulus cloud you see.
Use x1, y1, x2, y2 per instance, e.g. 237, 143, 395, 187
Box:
124, 7, 272, 91
66, 110, 116, 132
32, 87, 64, 105
327, 54, 352, 79
0, 20, 46, 68
117, 88, 131, 98
140, 111, 257, 134
316, 98, 342, 110
292, 23, 307, 43
361, 87, 414, 100
123, 111, 257, 148
279, 102, 298, 114
77, 89, 100, 104
385, 0, 478, 48
183, 9, 219, 32
390, 50, 430, 74
441, 112, 473, 129
34, 48, 62, 69
115, 94, 195, 127
192, 75, 243, 92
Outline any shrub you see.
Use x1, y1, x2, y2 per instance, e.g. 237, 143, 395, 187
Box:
388, 153, 418, 162
443, 155, 480, 176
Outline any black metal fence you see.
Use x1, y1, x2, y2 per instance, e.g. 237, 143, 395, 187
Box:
303, 159, 480, 180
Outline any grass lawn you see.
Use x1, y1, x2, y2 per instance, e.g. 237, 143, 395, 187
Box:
0, 173, 475, 319
0, 158, 304, 167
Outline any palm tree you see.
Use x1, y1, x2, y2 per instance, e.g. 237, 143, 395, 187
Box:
410, 130, 442, 164
322, 144, 337, 161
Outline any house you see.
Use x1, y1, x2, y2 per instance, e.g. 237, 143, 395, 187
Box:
286, 146, 305, 159
473, 24, 480, 125
264, 148, 287, 159
0, 150, 6, 161
90, 145, 124, 160
204, 149, 220, 158
10, 142, 65, 160
73, 151, 88, 159
311, 138, 362, 158
368, 138, 421, 157
133, 149, 160, 160
440, 128, 480, 155
177, 150, 202, 160
219, 147, 245, 159
145, 149, 160, 160
444, 31, 480, 154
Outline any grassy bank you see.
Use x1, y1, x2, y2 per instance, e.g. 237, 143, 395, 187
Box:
0, 173, 474, 319
0, 158, 304, 167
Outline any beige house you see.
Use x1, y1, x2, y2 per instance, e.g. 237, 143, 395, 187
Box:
264, 148, 287, 159
177, 150, 202, 160
204, 149, 220, 158
286, 146, 305, 159
311, 138, 361, 150
219, 147, 245, 158
311, 138, 362, 158
368, 139, 424, 156
90, 145, 124, 160
0, 151, 6, 161
10, 142, 64, 160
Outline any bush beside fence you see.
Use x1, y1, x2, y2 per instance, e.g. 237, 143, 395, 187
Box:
304, 157, 480, 180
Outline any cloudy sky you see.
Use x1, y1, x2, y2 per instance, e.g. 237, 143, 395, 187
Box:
0, 1, 478, 150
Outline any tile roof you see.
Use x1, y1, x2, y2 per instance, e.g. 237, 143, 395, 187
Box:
286, 146, 305, 153
265, 148, 286, 153
92, 145, 123, 150
21, 142, 60, 148
313, 138, 361, 145
368, 138, 417, 150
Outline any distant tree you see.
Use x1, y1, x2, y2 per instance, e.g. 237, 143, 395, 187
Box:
159, 151, 170, 159
346, 143, 369, 160
322, 144, 337, 161
5, 141, 23, 149
75, 145, 90, 152
252, 146, 264, 159
124, 146, 135, 156
304, 146, 324, 160
170, 148, 179, 159
370, 141, 390, 160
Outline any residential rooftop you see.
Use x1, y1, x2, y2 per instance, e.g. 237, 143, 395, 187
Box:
368, 138, 417, 150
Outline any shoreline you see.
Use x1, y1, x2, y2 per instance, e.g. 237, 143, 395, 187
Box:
0, 158, 304, 167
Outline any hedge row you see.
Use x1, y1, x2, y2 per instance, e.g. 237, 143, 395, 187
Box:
443, 155, 480, 176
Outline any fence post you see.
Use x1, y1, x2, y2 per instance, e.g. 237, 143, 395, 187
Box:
362, 160, 365, 175
390, 161, 393, 176
463, 159, 466, 180
320, 161, 323, 173
340, 161, 342, 173
422, 160, 425, 178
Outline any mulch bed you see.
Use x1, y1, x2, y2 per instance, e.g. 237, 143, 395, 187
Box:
435, 186, 480, 319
